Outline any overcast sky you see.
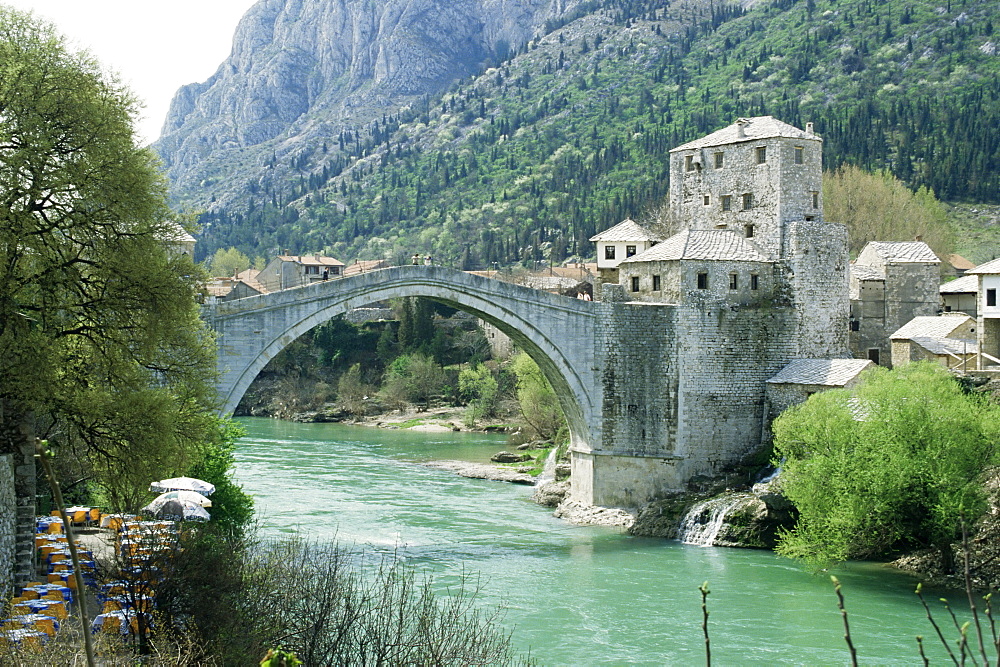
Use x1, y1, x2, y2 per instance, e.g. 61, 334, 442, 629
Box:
2, 0, 259, 145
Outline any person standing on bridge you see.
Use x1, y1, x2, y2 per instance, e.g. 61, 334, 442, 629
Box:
424, 255, 432, 266
412, 253, 420, 265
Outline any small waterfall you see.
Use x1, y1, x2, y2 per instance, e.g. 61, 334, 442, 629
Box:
535, 448, 559, 486
677, 493, 754, 546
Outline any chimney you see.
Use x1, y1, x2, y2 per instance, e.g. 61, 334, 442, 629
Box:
806, 122, 814, 134
915, 235, 923, 242
736, 119, 747, 139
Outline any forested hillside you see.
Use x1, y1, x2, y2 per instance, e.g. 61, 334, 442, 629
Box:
184, 0, 1000, 267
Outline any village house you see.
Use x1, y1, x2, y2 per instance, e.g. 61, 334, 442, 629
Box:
888, 313, 976, 370
940, 273, 979, 317
848, 241, 941, 366
256, 254, 345, 291
589, 218, 661, 288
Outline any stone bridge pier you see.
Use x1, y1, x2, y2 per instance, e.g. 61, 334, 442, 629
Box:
203, 266, 690, 507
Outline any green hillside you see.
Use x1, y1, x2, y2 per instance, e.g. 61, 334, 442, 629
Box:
194, 0, 1000, 268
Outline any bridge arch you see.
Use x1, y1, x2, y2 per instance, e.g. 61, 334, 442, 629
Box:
205, 266, 599, 452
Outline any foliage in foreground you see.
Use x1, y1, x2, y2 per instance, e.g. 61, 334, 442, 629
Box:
772, 362, 1000, 568
153, 533, 531, 665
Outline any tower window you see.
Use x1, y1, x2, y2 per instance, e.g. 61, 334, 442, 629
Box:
652, 275, 661, 291
812, 192, 819, 209
714, 152, 724, 168
750, 273, 759, 290
703, 195, 710, 206
721, 195, 732, 212
742, 193, 753, 210
745, 224, 755, 238
626, 245, 637, 257
729, 273, 738, 290
605, 246, 616, 260
697, 272, 708, 289
755, 146, 767, 164
794, 146, 804, 164
685, 155, 695, 172
631, 276, 640, 292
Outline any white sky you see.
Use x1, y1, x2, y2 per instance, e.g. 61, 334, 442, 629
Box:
2, 0, 259, 145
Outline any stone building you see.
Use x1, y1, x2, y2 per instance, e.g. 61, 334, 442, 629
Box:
941, 274, 978, 317
888, 313, 976, 369
848, 241, 941, 366
590, 116, 851, 476
765, 358, 874, 423
257, 254, 345, 291
589, 218, 661, 289
966, 259, 1000, 370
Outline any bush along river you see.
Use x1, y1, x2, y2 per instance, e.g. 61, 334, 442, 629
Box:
232, 417, 971, 665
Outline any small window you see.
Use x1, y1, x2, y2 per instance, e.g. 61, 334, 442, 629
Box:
714, 152, 724, 169
721, 195, 732, 212
755, 146, 767, 164
729, 273, 738, 290
626, 245, 637, 257
630, 276, 640, 292
850, 319, 860, 331
697, 272, 708, 289
742, 193, 753, 210
685, 155, 695, 172
750, 273, 759, 290
794, 146, 804, 164
867, 348, 881, 365
988, 289, 997, 307
605, 246, 616, 260
306, 266, 320, 275
652, 274, 661, 291
812, 192, 819, 209
745, 224, 755, 238
703, 195, 710, 206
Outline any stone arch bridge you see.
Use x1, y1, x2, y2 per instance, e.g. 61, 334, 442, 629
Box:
203, 265, 696, 507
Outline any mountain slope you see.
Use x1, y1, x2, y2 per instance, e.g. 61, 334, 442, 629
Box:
158, 0, 1000, 267
155, 0, 585, 212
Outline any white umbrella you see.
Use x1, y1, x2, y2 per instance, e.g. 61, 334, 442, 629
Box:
143, 491, 212, 513
143, 498, 211, 522
149, 476, 215, 496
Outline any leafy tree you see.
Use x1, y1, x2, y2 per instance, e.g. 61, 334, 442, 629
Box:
0, 8, 221, 508
208, 246, 251, 277
379, 353, 445, 410
510, 352, 565, 441
459, 363, 500, 427
185, 418, 255, 537
823, 166, 954, 260
337, 364, 372, 415
772, 362, 1000, 570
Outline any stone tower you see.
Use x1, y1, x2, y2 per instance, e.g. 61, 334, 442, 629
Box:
668, 116, 824, 262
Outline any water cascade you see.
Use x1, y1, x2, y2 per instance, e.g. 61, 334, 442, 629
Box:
677, 493, 756, 546
535, 448, 559, 486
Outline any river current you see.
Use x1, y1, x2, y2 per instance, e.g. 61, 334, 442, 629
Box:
233, 417, 969, 665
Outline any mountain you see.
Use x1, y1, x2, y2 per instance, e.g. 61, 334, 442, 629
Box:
155, 0, 1000, 268
155, 0, 585, 211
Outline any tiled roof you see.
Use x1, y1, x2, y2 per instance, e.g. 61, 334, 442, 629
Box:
344, 259, 389, 276
940, 274, 978, 294
851, 264, 884, 281
949, 254, 976, 270
279, 254, 345, 267
889, 314, 973, 340
766, 359, 874, 386
670, 116, 820, 152
910, 336, 978, 356
967, 258, 1000, 275
159, 221, 196, 244
621, 229, 768, 263
589, 218, 661, 243
863, 241, 940, 263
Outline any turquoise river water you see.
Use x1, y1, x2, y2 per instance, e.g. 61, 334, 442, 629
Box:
232, 417, 972, 665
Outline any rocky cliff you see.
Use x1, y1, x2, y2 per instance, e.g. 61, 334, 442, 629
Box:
155, 0, 580, 210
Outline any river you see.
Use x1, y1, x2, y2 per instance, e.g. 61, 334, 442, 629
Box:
232, 417, 970, 665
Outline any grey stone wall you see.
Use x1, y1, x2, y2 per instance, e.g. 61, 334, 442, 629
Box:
785, 219, 850, 358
